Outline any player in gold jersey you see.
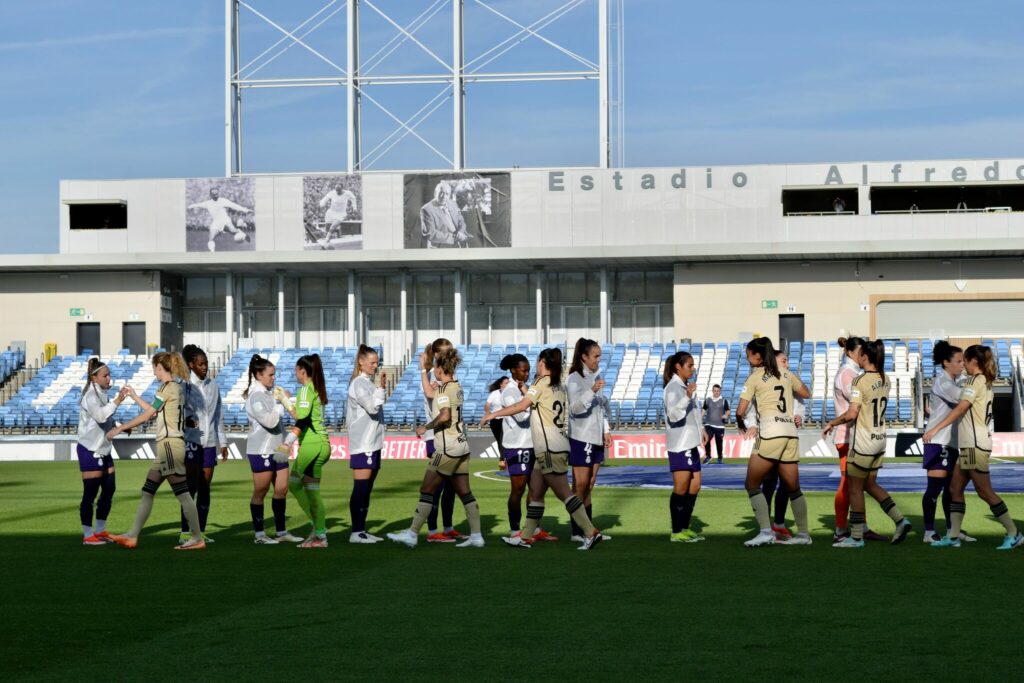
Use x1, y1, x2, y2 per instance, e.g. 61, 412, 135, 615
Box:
735, 337, 812, 547
824, 340, 912, 548
482, 348, 603, 550
925, 345, 1023, 550
388, 347, 485, 548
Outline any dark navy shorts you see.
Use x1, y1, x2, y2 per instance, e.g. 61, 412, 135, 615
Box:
668, 448, 702, 473
568, 438, 605, 467
923, 443, 957, 472
76, 444, 113, 473
350, 450, 382, 470
425, 440, 435, 457
248, 453, 288, 473
186, 442, 219, 468
502, 448, 535, 476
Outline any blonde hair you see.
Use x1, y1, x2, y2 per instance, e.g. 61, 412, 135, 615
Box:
434, 347, 462, 377
152, 351, 189, 382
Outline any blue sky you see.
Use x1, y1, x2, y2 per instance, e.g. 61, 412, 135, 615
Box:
2, 0, 1023, 252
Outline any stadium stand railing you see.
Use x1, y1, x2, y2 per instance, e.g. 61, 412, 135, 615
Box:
8, 338, 1023, 434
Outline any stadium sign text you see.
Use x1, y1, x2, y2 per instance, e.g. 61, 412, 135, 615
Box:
547, 160, 1024, 192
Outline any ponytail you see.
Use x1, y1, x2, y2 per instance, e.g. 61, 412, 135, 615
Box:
153, 351, 189, 382
82, 357, 107, 396
862, 340, 886, 384
932, 340, 962, 367
537, 347, 563, 387
964, 345, 996, 387
746, 337, 780, 379
425, 337, 453, 371
242, 354, 274, 399
569, 338, 599, 377
662, 351, 692, 387
352, 344, 379, 381
297, 353, 328, 405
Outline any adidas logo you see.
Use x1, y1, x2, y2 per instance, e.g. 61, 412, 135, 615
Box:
481, 442, 502, 459
905, 438, 924, 456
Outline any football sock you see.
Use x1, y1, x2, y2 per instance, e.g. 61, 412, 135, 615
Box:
127, 478, 159, 538
508, 497, 522, 532
250, 502, 264, 534
350, 479, 371, 533
196, 478, 211, 532
80, 478, 101, 528
411, 492, 435, 534
174, 480, 202, 540
880, 496, 905, 525
271, 497, 287, 533
565, 496, 595, 536
948, 501, 966, 537
460, 493, 481, 535
990, 500, 1017, 536
288, 475, 311, 521
850, 510, 866, 541
97, 472, 115, 524
305, 483, 326, 536
670, 492, 685, 533
774, 480, 790, 526
522, 503, 544, 540
788, 489, 808, 534
834, 459, 850, 529
922, 477, 945, 531
941, 482, 952, 531
440, 481, 455, 529
747, 488, 771, 531
680, 492, 697, 531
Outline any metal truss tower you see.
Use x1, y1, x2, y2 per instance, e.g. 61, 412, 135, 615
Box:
225, 0, 624, 175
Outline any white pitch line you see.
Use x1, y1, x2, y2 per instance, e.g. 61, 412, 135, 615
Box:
473, 469, 508, 484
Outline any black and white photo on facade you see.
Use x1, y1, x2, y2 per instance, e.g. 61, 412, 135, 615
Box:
302, 175, 363, 250
403, 173, 511, 249
185, 177, 255, 252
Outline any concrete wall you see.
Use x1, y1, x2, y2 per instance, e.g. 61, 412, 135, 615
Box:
673, 259, 1024, 342
0, 271, 163, 357
59, 158, 1024, 259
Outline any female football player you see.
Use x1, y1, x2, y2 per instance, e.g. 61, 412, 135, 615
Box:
663, 351, 707, 542
824, 340, 912, 548
566, 338, 612, 542
482, 348, 602, 551
926, 345, 1023, 550
242, 355, 303, 544
76, 357, 131, 545
178, 344, 227, 544
419, 339, 462, 543
108, 352, 204, 550
289, 354, 332, 548
735, 337, 812, 547
346, 344, 387, 544
388, 347, 484, 548
921, 341, 966, 543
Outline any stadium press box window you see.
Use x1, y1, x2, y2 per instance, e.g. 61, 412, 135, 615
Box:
68, 201, 127, 230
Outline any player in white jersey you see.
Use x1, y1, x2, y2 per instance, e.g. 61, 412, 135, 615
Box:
318, 182, 358, 247
921, 341, 971, 543
662, 351, 707, 542
178, 344, 226, 544
242, 355, 303, 545
346, 344, 387, 544
495, 354, 538, 538
566, 338, 613, 542
76, 357, 132, 545
188, 187, 252, 252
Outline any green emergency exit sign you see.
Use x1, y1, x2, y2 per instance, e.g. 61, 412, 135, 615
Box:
69, 308, 85, 317
761, 300, 778, 310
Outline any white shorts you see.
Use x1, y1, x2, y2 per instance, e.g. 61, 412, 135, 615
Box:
324, 210, 348, 224
209, 219, 233, 235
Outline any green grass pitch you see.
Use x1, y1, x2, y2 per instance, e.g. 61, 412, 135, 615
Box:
1, 459, 1021, 681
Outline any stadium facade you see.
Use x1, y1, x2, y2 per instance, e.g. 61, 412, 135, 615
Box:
0, 158, 1022, 364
